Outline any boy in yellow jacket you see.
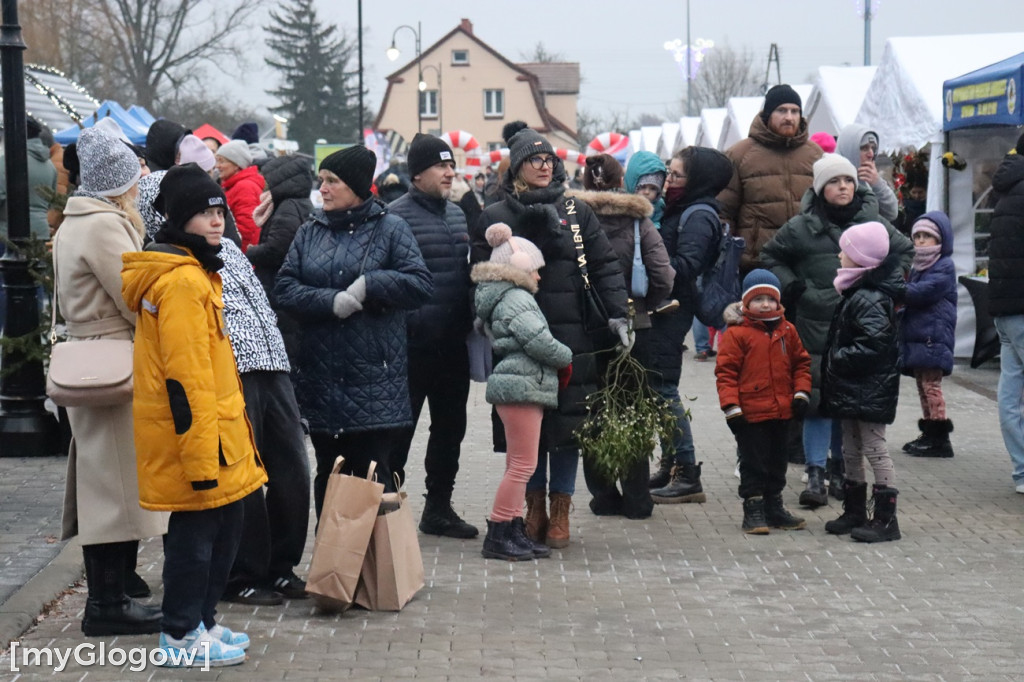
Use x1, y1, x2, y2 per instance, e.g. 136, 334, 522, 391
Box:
121, 163, 267, 667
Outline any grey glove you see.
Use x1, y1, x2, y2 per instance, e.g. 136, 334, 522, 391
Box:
332, 291, 363, 319
347, 275, 367, 303
608, 317, 634, 351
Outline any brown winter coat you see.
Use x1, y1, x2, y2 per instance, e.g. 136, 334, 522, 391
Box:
566, 189, 674, 329
54, 196, 168, 543
717, 115, 823, 273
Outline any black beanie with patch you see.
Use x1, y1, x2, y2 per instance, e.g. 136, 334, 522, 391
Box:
407, 133, 455, 178
153, 164, 227, 272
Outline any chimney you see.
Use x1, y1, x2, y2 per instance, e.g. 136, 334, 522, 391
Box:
459, 18, 473, 35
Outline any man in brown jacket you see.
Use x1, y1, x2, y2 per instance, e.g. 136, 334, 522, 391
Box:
718, 84, 823, 275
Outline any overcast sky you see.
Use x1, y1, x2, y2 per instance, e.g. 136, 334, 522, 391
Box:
232, 0, 1021, 122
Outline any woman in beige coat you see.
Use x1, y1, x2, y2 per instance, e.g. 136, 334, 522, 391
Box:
53, 127, 167, 636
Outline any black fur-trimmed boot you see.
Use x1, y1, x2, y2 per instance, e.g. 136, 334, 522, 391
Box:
906, 420, 954, 458
902, 419, 928, 453
851, 485, 901, 543
824, 480, 868, 535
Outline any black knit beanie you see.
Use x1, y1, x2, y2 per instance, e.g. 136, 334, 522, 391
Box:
761, 84, 802, 123
319, 145, 377, 200
407, 133, 455, 178
153, 163, 227, 272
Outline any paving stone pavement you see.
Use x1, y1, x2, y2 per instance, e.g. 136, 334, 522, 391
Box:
1, 354, 1022, 681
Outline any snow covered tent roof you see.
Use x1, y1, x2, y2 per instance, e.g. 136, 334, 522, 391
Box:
695, 108, 727, 150
718, 96, 764, 151
0, 64, 99, 132
657, 122, 679, 158
640, 125, 662, 153
806, 66, 876, 135
677, 116, 701, 150
53, 100, 149, 145
857, 33, 1024, 151
943, 51, 1024, 130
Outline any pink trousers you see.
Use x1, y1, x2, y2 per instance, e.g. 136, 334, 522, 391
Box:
490, 404, 544, 522
914, 368, 946, 420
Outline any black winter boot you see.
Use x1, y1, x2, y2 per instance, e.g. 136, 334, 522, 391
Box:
902, 420, 928, 453
764, 493, 806, 530
420, 495, 479, 538
827, 457, 846, 501
650, 462, 707, 504
82, 543, 162, 636
481, 519, 533, 561
741, 497, 769, 535
851, 485, 901, 543
124, 540, 151, 599
648, 455, 673, 490
907, 420, 954, 458
799, 465, 828, 508
509, 517, 551, 558
824, 480, 868, 535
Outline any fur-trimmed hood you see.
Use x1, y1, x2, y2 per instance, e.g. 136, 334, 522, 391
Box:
565, 189, 653, 219
470, 261, 539, 294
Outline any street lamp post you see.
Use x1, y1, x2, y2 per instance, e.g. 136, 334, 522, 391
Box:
0, 0, 60, 457
419, 64, 441, 134
386, 21, 422, 134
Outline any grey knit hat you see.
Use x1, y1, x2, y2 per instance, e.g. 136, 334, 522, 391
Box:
504, 122, 556, 177
77, 126, 142, 197
216, 139, 252, 169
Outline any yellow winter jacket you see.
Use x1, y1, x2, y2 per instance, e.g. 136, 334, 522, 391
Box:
121, 246, 266, 512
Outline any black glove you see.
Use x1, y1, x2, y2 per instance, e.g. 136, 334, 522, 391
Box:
726, 414, 748, 435
782, 280, 806, 311
791, 396, 809, 420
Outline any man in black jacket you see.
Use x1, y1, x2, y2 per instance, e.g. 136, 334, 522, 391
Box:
388, 134, 478, 538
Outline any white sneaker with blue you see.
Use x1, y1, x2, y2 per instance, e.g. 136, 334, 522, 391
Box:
201, 621, 250, 650
157, 627, 245, 667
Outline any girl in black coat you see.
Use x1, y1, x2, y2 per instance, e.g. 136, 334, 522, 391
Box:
471, 122, 628, 549
820, 221, 905, 544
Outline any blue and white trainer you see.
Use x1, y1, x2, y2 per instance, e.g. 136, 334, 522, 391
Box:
157, 628, 245, 667
202, 622, 250, 650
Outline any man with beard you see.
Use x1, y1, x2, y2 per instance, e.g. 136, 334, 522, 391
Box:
718, 84, 823, 276
388, 133, 478, 539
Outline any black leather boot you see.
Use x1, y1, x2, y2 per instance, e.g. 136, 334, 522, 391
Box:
82, 542, 162, 636
799, 465, 828, 508
123, 540, 151, 599
481, 520, 533, 561
509, 517, 551, 558
907, 420, 954, 458
764, 493, 806, 530
851, 485, 901, 543
650, 462, 707, 504
420, 495, 479, 538
648, 455, 673, 489
827, 457, 846, 501
741, 497, 769, 535
824, 480, 868, 535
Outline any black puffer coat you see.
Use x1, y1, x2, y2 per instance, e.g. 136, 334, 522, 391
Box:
247, 155, 313, 292
273, 199, 433, 434
473, 181, 627, 448
988, 153, 1024, 317
820, 254, 906, 424
388, 186, 472, 348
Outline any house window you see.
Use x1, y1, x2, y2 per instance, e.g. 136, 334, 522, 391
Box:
488, 141, 504, 152
452, 49, 469, 66
484, 89, 504, 118
419, 90, 438, 118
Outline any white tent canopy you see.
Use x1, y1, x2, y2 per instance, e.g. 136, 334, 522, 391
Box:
640, 125, 662, 153
677, 116, 701, 151
695, 108, 727, 149
657, 122, 679, 158
718, 96, 764, 151
628, 129, 642, 156
806, 66, 876, 136
856, 33, 1024, 152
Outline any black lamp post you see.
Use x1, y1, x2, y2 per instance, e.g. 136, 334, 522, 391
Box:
0, 0, 60, 457
386, 22, 422, 134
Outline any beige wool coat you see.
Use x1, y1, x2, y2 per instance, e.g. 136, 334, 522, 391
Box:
55, 196, 168, 544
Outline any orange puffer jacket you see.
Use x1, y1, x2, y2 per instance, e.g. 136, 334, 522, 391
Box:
121, 245, 266, 511
715, 306, 812, 422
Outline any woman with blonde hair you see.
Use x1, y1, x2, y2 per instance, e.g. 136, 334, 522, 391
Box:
53, 127, 168, 636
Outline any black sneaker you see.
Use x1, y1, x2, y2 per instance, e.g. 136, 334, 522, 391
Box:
420, 497, 480, 539
271, 571, 308, 599
221, 585, 283, 606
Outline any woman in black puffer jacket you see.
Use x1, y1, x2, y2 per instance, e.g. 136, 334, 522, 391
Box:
471, 122, 628, 549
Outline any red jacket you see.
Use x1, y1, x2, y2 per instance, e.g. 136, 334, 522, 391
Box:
715, 312, 811, 422
222, 165, 265, 252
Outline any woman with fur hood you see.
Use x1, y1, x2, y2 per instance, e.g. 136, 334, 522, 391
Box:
567, 153, 674, 519
471, 122, 628, 549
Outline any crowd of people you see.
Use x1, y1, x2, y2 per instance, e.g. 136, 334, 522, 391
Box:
6, 84, 1023, 668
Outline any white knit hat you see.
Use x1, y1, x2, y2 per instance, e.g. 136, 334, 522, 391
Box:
485, 223, 545, 273
177, 134, 216, 171
216, 139, 252, 169
813, 153, 858, 195
77, 127, 142, 197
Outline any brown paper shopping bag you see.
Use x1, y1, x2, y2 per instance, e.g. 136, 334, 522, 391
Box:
354, 489, 425, 611
306, 457, 384, 611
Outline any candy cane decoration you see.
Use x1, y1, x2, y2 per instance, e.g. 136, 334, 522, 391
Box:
586, 131, 629, 156
465, 148, 509, 167
554, 148, 587, 166
439, 130, 480, 154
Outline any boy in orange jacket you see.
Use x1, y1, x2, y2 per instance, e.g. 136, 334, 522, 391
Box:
715, 269, 812, 534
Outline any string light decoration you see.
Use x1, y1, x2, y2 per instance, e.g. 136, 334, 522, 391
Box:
663, 38, 714, 81
6, 64, 101, 130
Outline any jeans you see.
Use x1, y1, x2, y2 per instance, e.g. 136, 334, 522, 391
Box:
311, 429, 401, 521
527, 446, 579, 495
692, 318, 712, 353
995, 316, 1024, 485
651, 377, 696, 466
230, 371, 310, 585
803, 416, 842, 469
162, 500, 244, 639
389, 345, 470, 502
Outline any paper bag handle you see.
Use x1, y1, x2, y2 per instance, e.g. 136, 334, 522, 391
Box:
329, 456, 379, 481
366, 460, 377, 481
331, 456, 346, 474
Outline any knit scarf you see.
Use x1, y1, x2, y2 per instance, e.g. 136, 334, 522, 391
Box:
743, 303, 786, 322
834, 266, 870, 294
252, 190, 274, 228
815, 193, 864, 228
912, 244, 942, 272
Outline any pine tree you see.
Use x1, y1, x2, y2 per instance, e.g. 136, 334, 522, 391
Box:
265, 0, 362, 153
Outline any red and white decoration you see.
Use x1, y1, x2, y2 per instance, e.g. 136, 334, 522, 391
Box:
586, 132, 630, 156
439, 130, 480, 154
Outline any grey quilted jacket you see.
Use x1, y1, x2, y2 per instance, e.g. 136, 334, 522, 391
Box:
273, 199, 433, 433
473, 262, 572, 408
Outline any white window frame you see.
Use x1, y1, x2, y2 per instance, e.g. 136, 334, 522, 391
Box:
451, 49, 469, 66
419, 90, 438, 118
484, 89, 504, 118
